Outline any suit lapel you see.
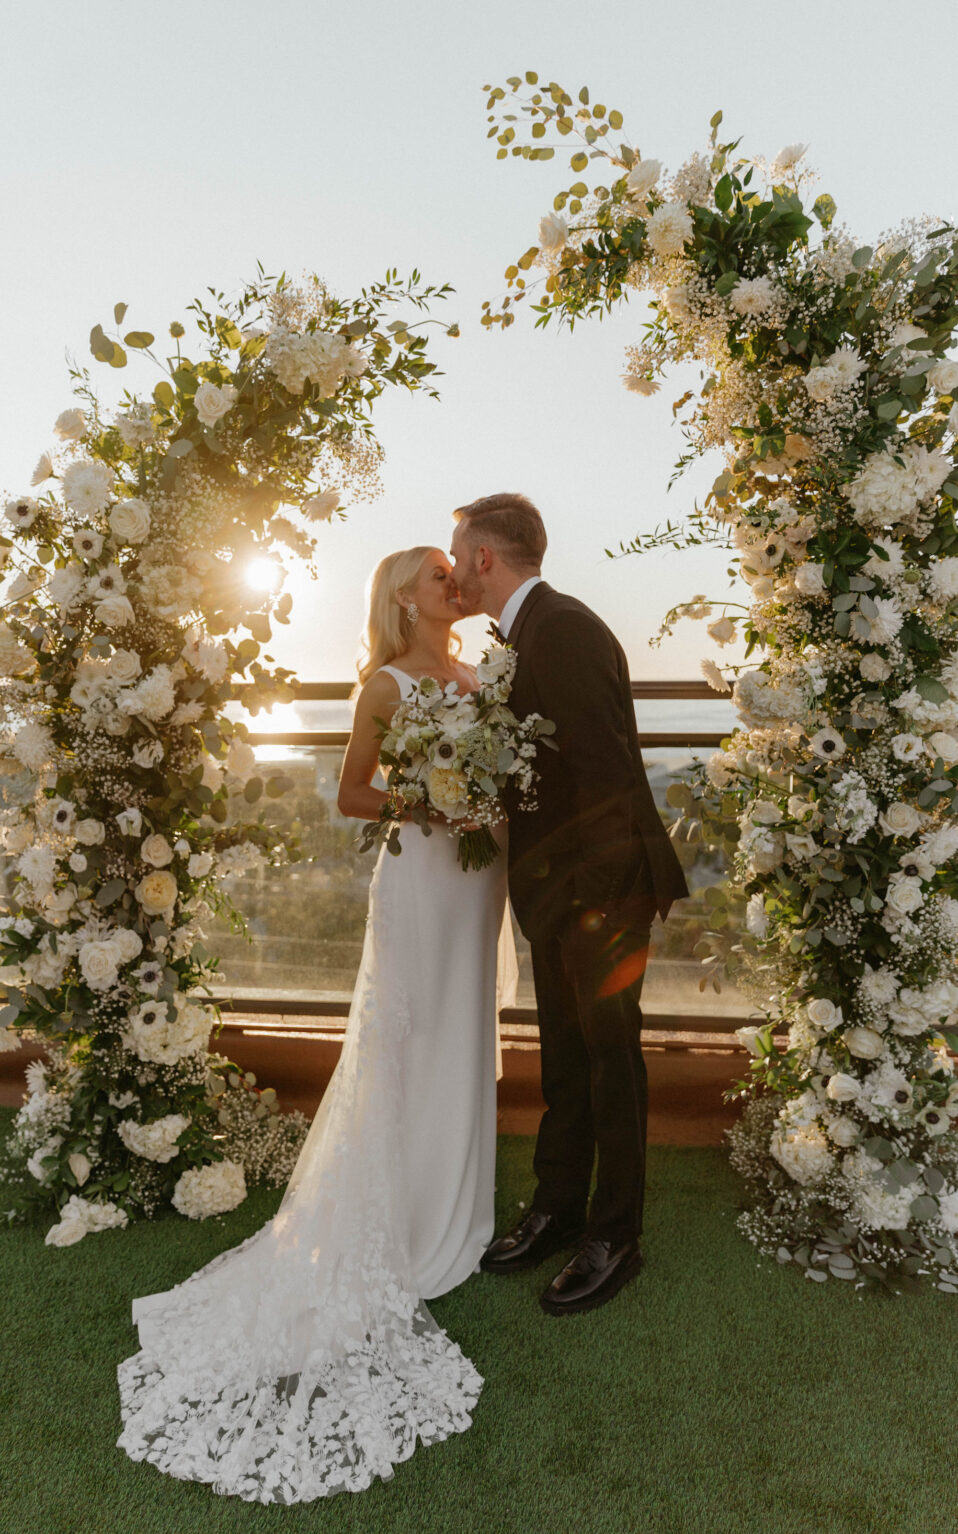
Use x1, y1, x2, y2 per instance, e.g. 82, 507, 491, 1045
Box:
508, 580, 552, 650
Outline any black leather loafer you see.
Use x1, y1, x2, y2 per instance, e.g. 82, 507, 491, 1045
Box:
479, 1211, 585, 1275
539, 1237, 644, 1315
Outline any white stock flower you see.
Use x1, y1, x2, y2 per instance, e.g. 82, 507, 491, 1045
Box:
538, 212, 569, 255
62, 459, 113, 517
646, 202, 694, 256
194, 381, 238, 427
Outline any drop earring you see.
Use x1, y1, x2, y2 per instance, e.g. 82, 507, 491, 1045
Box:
407, 603, 420, 626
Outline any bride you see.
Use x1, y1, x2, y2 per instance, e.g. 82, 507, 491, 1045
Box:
116, 545, 515, 1503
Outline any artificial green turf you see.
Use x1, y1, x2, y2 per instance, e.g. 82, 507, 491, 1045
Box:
3, 1105, 957, 1534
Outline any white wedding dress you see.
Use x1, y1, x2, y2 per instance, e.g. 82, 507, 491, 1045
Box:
116, 665, 517, 1503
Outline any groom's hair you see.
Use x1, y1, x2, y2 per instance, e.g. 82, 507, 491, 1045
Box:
453, 493, 547, 572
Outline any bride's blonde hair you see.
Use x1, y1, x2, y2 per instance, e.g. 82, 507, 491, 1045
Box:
357, 546, 460, 685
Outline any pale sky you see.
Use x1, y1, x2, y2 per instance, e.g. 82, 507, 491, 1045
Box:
2, 0, 956, 683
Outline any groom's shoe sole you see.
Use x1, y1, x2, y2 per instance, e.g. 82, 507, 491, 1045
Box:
479, 1226, 585, 1275
539, 1248, 645, 1316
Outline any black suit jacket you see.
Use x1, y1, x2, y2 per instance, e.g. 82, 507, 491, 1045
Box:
503, 582, 689, 939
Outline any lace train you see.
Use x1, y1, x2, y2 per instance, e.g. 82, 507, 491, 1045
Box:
117, 806, 508, 1502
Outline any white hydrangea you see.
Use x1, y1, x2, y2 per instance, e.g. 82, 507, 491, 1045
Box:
117, 1113, 190, 1164
843, 441, 953, 530
842, 1150, 914, 1231
265, 325, 367, 397
769, 1121, 834, 1186
122, 995, 212, 1065
172, 1159, 247, 1219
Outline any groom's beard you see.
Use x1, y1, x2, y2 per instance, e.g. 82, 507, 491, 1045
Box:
452, 577, 487, 618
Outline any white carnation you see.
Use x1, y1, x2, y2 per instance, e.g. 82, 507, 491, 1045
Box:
646, 202, 694, 257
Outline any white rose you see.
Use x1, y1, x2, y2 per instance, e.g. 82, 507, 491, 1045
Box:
844, 1026, 885, 1060
302, 489, 341, 522
928, 360, 958, 395
78, 939, 120, 991
194, 381, 238, 427
807, 997, 842, 1032
793, 562, 825, 596
109, 498, 151, 544
885, 876, 924, 915
75, 818, 105, 845
879, 802, 923, 838
928, 731, 958, 764
54, 408, 87, 442
141, 834, 174, 868
107, 648, 141, 684
187, 852, 214, 878
825, 1072, 860, 1102
538, 211, 569, 255
626, 157, 661, 204
135, 868, 178, 914
95, 594, 134, 629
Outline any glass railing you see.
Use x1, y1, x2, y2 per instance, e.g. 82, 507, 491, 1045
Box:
209, 682, 749, 1025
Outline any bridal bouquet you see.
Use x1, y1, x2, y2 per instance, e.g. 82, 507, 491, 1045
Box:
361, 639, 555, 870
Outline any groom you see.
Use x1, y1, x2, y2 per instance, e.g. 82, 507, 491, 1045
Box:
450, 493, 688, 1315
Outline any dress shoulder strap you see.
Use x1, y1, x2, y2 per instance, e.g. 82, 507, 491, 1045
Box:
376, 664, 415, 698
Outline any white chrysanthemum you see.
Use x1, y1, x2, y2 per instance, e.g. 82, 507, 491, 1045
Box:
172, 1159, 247, 1220
537, 211, 569, 255
117, 1113, 189, 1164
624, 373, 660, 397
117, 664, 176, 722
12, 721, 55, 771
62, 459, 114, 517
729, 275, 779, 321
31, 452, 54, 485
47, 563, 85, 611
646, 201, 694, 257
745, 892, 768, 938
867, 596, 904, 645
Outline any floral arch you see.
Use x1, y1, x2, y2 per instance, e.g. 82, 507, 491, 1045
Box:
486, 72, 958, 1289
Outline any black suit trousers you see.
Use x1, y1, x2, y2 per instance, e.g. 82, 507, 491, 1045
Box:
529, 914, 651, 1243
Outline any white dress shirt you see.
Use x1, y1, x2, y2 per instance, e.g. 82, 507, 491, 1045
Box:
497, 576, 542, 640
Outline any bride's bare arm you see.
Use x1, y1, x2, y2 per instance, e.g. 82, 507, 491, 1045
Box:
337, 672, 401, 820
